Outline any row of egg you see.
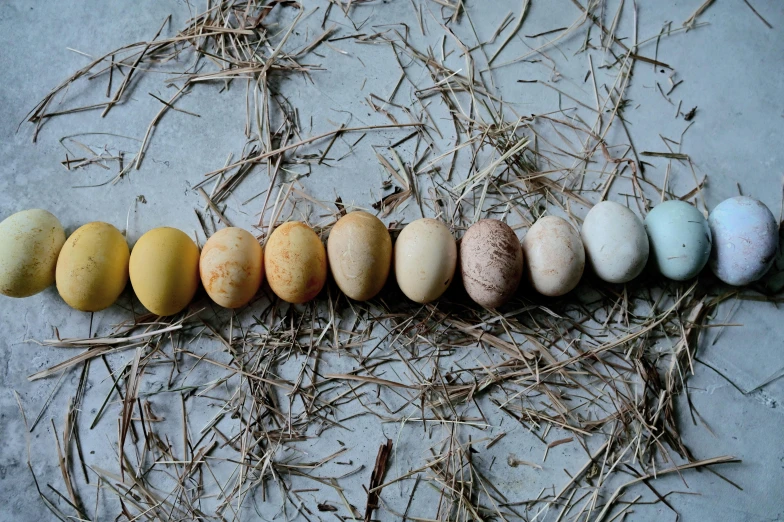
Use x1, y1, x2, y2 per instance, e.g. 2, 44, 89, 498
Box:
0, 195, 778, 314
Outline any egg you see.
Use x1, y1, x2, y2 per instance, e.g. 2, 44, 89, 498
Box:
581, 201, 649, 284
0, 209, 65, 298
644, 200, 711, 281
522, 216, 584, 296
327, 211, 392, 301
200, 227, 264, 308
56, 222, 130, 311
460, 219, 523, 307
129, 227, 200, 316
395, 218, 456, 304
265, 222, 327, 303
709, 196, 778, 286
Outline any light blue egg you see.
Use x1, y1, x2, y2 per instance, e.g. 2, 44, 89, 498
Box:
644, 200, 711, 281
709, 196, 778, 286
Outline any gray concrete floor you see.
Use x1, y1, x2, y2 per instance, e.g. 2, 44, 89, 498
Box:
1, 0, 783, 520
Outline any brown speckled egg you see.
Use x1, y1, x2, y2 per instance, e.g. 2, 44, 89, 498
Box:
200, 227, 264, 308
327, 211, 391, 301
265, 222, 327, 303
460, 219, 523, 308
522, 216, 584, 296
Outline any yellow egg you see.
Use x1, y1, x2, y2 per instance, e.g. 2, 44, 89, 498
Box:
129, 227, 200, 316
200, 227, 264, 308
0, 209, 65, 298
265, 222, 326, 303
327, 211, 391, 301
56, 222, 130, 311
394, 218, 456, 303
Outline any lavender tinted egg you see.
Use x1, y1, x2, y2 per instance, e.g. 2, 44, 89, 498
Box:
709, 196, 778, 286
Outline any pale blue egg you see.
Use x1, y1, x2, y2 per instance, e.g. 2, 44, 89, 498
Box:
644, 200, 711, 281
709, 196, 778, 286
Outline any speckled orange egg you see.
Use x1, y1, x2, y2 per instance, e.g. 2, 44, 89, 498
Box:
460, 219, 523, 308
200, 227, 264, 308
327, 211, 391, 301
265, 222, 327, 303
129, 227, 200, 316
56, 222, 130, 311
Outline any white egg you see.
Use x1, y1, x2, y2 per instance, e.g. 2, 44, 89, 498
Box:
581, 201, 649, 284
394, 218, 456, 303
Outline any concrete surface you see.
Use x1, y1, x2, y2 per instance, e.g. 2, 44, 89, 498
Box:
0, 0, 783, 520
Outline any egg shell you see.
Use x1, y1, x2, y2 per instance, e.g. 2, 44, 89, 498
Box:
460, 219, 523, 307
644, 200, 711, 281
709, 196, 778, 286
0, 209, 65, 298
56, 222, 130, 311
327, 211, 392, 301
581, 201, 649, 284
522, 216, 584, 296
265, 222, 327, 303
129, 227, 200, 316
200, 227, 264, 308
395, 218, 456, 304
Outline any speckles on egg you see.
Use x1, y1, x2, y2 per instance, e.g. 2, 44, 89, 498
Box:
460, 219, 523, 307
581, 201, 649, 284
265, 222, 327, 303
709, 196, 778, 286
0, 209, 65, 298
394, 218, 456, 304
327, 211, 391, 301
200, 227, 264, 308
522, 216, 584, 296
644, 200, 711, 281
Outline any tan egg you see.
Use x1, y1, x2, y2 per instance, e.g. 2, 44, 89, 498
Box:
265, 222, 327, 303
460, 219, 523, 308
522, 216, 585, 296
56, 222, 130, 311
200, 227, 264, 308
0, 209, 65, 298
327, 211, 391, 301
129, 227, 200, 316
394, 218, 456, 304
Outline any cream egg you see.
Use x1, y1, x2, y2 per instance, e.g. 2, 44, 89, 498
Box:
394, 218, 456, 304
327, 211, 392, 301
522, 216, 584, 296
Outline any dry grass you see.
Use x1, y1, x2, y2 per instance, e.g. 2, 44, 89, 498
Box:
16, 0, 762, 520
